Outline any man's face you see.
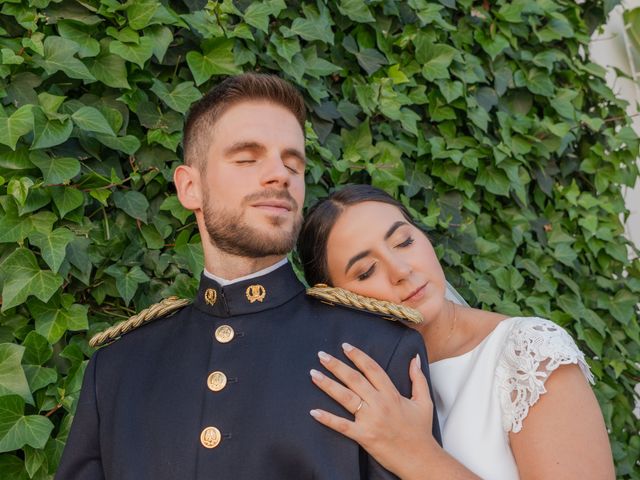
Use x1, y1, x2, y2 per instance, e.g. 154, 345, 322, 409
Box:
199, 101, 306, 258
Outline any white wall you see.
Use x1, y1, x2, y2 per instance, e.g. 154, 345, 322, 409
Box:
588, 0, 640, 420
590, 0, 640, 253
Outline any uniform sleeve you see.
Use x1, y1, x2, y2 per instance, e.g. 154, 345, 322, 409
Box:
56, 350, 105, 480
365, 328, 442, 479
496, 317, 594, 433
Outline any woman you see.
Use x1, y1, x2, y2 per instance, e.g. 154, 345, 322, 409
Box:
297, 185, 614, 480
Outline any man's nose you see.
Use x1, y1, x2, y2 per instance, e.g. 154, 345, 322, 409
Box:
260, 155, 290, 187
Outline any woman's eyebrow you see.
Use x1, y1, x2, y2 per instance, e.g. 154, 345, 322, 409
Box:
384, 221, 408, 240
345, 250, 371, 274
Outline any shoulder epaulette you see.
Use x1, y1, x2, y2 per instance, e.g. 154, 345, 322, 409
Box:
306, 284, 423, 325
89, 296, 191, 348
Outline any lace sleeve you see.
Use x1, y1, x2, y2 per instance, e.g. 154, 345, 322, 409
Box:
496, 317, 594, 433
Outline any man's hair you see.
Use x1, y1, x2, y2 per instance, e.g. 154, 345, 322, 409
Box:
183, 73, 306, 169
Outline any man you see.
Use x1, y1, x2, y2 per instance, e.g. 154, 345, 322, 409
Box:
56, 74, 439, 479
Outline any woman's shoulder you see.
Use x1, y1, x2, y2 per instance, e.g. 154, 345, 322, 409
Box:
495, 316, 594, 433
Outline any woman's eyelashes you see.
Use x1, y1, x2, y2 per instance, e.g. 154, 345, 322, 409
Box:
395, 236, 414, 248
356, 263, 376, 281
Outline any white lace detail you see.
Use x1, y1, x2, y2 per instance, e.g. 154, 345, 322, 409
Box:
496, 317, 594, 433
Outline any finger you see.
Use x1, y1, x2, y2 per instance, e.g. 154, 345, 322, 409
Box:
310, 368, 364, 414
309, 409, 360, 442
317, 351, 377, 401
341, 343, 396, 393
409, 354, 431, 404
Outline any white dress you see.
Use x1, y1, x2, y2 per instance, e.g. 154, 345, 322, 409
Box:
429, 317, 593, 480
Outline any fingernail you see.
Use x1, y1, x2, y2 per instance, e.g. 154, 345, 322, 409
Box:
310, 369, 324, 380
342, 342, 354, 352
318, 351, 331, 362
416, 353, 421, 369
309, 409, 321, 418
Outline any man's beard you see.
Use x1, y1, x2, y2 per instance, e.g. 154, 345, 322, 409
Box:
202, 189, 302, 258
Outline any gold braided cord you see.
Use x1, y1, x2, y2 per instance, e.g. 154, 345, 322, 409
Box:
89, 297, 191, 348
306, 284, 423, 324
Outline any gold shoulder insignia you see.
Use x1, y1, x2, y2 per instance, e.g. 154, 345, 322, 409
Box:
306, 284, 423, 325
89, 296, 191, 348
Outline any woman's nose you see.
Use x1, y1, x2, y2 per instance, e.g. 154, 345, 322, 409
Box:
388, 258, 412, 284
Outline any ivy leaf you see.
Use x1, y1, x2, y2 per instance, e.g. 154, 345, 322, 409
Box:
22, 331, 53, 366
186, 38, 241, 86
7, 177, 33, 206
0, 345, 32, 404
113, 190, 149, 223
420, 44, 458, 81
72, 106, 116, 136
93, 133, 141, 155
160, 195, 193, 224
109, 37, 154, 68
57, 20, 100, 58
355, 48, 388, 75
127, 0, 159, 30
35, 36, 95, 81
0, 248, 63, 311
145, 25, 173, 62
175, 243, 204, 276
0, 396, 54, 453
31, 108, 73, 150
338, 0, 375, 23
526, 69, 555, 97
29, 228, 75, 273
27, 298, 88, 343
283, 4, 334, 44
150, 80, 202, 114
30, 155, 80, 185
0, 105, 33, 150
50, 187, 84, 219
85, 54, 130, 89
270, 34, 300, 63
244, 0, 286, 33
104, 265, 150, 304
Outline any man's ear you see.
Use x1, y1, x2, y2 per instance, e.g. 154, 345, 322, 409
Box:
174, 164, 202, 211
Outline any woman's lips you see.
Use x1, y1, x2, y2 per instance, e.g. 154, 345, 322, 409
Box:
402, 283, 427, 303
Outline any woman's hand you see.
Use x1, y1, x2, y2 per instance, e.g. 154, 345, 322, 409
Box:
309, 343, 440, 479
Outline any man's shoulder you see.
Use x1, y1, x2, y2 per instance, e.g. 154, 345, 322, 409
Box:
301, 285, 422, 333
90, 297, 192, 350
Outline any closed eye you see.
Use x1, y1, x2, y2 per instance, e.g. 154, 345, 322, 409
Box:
357, 264, 376, 281
396, 236, 414, 248
235, 160, 256, 165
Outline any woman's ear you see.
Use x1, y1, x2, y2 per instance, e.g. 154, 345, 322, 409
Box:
174, 164, 202, 211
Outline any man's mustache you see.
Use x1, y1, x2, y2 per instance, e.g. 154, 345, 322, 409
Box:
243, 189, 299, 211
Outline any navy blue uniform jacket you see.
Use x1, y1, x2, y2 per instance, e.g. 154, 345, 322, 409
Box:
56, 263, 440, 479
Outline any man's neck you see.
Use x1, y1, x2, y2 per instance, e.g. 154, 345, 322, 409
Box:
204, 248, 287, 281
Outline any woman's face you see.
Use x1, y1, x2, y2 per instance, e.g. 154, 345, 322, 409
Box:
326, 201, 447, 323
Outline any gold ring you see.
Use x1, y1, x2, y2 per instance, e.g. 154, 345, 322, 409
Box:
354, 399, 365, 415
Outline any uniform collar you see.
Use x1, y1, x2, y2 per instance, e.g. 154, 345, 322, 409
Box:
194, 261, 305, 318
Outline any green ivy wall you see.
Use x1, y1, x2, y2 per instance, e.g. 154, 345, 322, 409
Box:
0, 0, 638, 478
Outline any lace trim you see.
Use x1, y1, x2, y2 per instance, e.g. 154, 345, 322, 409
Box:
496, 317, 594, 433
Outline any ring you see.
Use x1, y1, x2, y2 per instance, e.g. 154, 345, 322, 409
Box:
354, 399, 365, 415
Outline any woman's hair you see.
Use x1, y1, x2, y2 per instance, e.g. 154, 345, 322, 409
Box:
297, 184, 419, 287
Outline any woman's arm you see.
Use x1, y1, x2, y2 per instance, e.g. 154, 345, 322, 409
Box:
509, 363, 615, 479
309, 344, 480, 480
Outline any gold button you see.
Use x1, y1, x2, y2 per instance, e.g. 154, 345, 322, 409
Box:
207, 371, 227, 392
204, 288, 217, 306
215, 325, 234, 343
200, 426, 221, 449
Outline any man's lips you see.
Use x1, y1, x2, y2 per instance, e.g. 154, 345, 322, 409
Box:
251, 200, 292, 212
402, 283, 427, 302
